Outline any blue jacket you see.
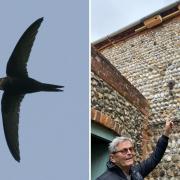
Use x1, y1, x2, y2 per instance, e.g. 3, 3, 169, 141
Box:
96, 135, 169, 180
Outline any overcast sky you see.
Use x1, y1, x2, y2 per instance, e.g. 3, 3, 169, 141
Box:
0, 0, 88, 179
91, 0, 179, 42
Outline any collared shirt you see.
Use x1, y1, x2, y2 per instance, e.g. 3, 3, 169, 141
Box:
123, 170, 131, 180
126, 175, 131, 180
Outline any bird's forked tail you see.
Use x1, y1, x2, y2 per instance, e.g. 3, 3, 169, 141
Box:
41, 83, 64, 92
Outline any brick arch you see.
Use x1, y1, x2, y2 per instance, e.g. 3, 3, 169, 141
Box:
91, 108, 121, 135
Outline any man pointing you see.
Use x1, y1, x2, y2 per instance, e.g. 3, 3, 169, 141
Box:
96, 120, 174, 180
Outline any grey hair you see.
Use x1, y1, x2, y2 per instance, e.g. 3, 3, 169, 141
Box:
108, 136, 134, 154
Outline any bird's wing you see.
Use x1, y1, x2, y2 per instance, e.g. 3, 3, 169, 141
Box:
1, 92, 25, 162
6, 17, 43, 78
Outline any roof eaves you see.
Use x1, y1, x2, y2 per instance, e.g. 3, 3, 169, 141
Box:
92, 1, 180, 50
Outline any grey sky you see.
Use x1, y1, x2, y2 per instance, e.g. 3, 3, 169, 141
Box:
0, 0, 88, 179
91, 0, 179, 42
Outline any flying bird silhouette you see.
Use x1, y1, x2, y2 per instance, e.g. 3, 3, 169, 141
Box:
0, 17, 63, 162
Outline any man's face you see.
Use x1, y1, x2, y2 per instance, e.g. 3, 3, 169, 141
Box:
110, 140, 134, 169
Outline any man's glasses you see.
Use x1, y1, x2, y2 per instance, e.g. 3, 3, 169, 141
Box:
113, 147, 134, 155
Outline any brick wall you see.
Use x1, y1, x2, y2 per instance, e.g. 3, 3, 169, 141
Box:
91, 47, 150, 162
99, 15, 180, 179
